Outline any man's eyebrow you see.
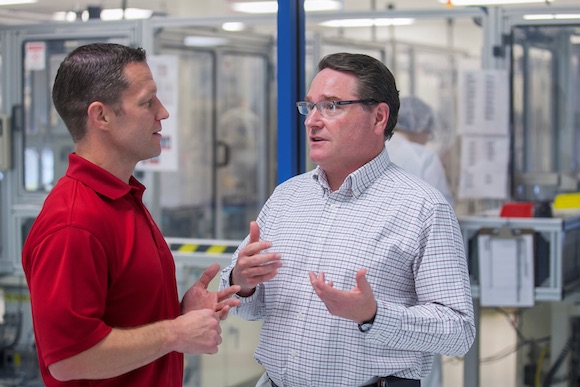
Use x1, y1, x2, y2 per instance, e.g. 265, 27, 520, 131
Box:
305, 94, 339, 102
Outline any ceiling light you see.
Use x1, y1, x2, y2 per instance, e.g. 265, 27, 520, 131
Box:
304, 0, 342, 11
100, 8, 153, 21
232, 0, 341, 14
0, 0, 36, 4
222, 22, 246, 32
52, 11, 77, 22
440, 0, 554, 5
320, 18, 415, 28
184, 36, 229, 47
53, 8, 153, 22
523, 13, 580, 20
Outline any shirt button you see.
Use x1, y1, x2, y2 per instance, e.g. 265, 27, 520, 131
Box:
314, 237, 323, 245
297, 312, 304, 319
290, 350, 297, 358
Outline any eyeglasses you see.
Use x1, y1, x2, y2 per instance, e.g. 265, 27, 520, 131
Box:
296, 99, 378, 118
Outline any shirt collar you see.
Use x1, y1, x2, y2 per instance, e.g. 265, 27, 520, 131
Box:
312, 147, 391, 198
66, 153, 145, 201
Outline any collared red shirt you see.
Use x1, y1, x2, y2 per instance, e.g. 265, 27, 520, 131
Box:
22, 153, 183, 387
220, 147, 475, 387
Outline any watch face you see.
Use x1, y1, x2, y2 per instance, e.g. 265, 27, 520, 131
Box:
358, 322, 372, 332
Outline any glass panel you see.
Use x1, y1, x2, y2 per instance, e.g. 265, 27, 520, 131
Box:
511, 25, 580, 200
23, 38, 129, 193
216, 53, 268, 240
159, 50, 216, 238
155, 27, 274, 240
396, 46, 471, 194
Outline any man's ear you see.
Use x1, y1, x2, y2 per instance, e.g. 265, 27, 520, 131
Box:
87, 101, 111, 131
374, 102, 389, 135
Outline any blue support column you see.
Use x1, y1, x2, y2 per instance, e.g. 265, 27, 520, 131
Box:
277, 0, 306, 184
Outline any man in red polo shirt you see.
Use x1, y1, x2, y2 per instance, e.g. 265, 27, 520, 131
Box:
22, 43, 241, 387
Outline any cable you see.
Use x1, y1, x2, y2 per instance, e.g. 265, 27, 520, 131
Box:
541, 332, 576, 387
495, 307, 527, 343
534, 344, 548, 387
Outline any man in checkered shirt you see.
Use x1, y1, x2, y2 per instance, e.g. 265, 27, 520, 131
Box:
220, 52, 475, 387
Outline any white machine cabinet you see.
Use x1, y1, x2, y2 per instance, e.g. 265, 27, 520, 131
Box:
459, 213, 580, 302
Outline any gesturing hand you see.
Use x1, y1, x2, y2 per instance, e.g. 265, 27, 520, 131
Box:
181, 263, 241, 320
309, 268, 377, 324
231, 221, 282, 296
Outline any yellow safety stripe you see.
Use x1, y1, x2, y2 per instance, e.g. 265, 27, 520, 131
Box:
169, 243, 237, 254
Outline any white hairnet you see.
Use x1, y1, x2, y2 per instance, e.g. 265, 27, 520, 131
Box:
396, 96, 435, 134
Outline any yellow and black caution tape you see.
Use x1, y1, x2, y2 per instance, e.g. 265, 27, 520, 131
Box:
168, 243, 237, 255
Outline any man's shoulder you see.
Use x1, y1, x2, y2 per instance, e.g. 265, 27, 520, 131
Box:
275, 170, 316, 189
379, 165, 449, 206
34, 177, 117, 234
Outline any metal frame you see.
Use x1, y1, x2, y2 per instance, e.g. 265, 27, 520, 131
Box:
459, 215, 580, 302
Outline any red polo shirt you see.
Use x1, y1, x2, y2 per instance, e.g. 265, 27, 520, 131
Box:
22, 153, 183, 386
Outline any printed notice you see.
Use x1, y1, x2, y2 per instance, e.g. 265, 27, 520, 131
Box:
458, 135, 509, 199
25, 42, 47, 71
458, 69, 509, 136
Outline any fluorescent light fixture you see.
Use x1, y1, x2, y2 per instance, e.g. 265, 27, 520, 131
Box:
53, 11, 77, 22
53, 8, 152, 22
440, 0, 553, 4
232, 1, 277, 14
523, 13, 580, 20
304, 0, 342, 11
0, 0, 36, 4
222, 22, 246, 32
184, 36, 229, 47
320, 18, 415, 28
100, 8, 153, 21
232, 0, 341, 14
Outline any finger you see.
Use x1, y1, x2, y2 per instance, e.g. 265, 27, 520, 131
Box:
308, 272, 317, 283
249, 221, 260, 244
241, 243, 275, 261
355, 268, 371, 293
217, 305, 231, 320
216, 285, 241, 300
196, 263, 221, 289
216, 298, 241, 311
309, 272, 325, 293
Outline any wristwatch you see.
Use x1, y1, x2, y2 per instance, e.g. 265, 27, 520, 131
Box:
357, 313, 376, 332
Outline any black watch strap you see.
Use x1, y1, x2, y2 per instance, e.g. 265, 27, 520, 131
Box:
357, 313, 376, 332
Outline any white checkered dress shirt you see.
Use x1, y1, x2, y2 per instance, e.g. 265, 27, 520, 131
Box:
220, 147, 475, 387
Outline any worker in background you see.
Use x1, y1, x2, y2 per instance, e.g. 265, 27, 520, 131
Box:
220, 52, 475, 387
385, 96, 455, 207
22, 43, 241, 387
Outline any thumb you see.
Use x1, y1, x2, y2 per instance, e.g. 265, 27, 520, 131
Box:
197, 263, 221, 289
249, 221, 260, 244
